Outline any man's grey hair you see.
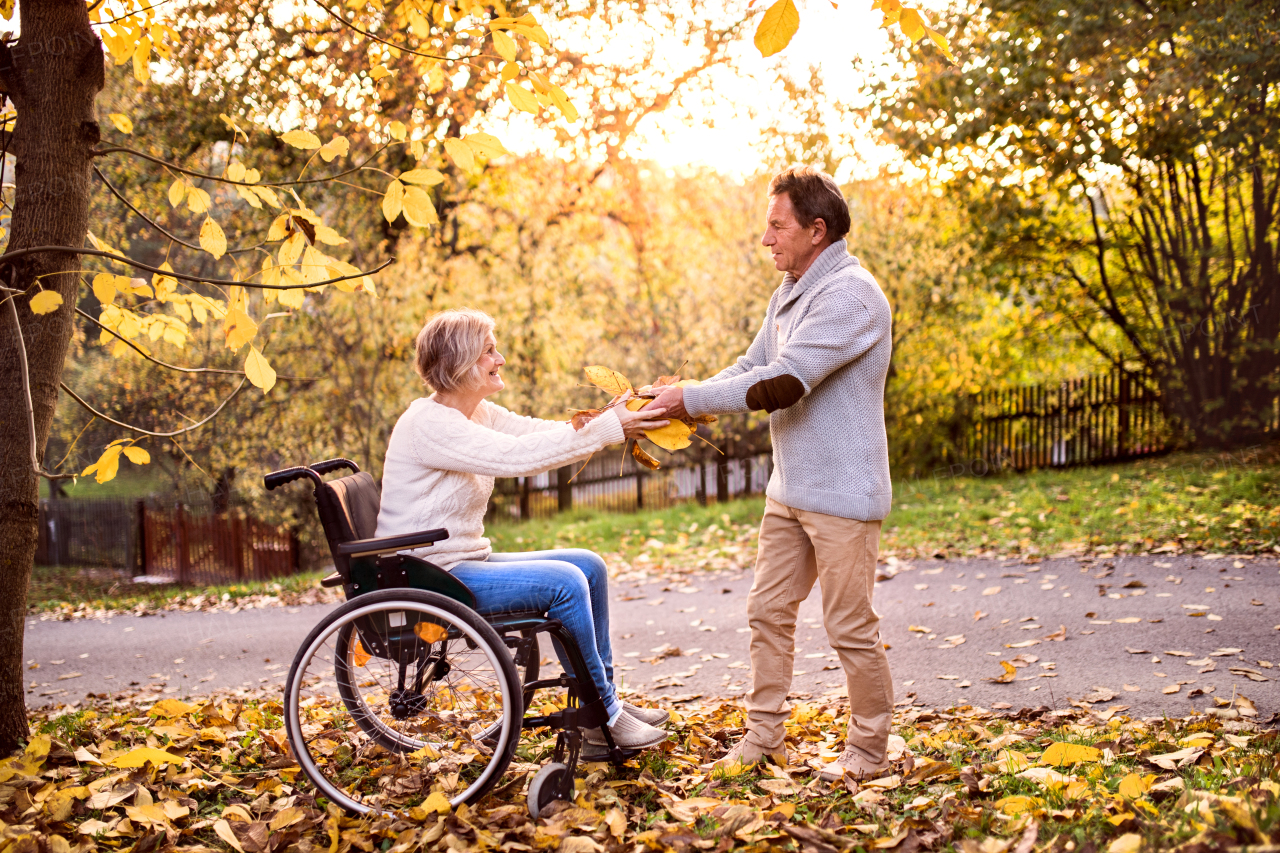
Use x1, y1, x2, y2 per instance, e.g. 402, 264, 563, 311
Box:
414, 308, 496, 393
768, 165, 851, 241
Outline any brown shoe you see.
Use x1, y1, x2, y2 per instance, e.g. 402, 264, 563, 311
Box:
817, 746, 891, 782
706, 738, 787, 776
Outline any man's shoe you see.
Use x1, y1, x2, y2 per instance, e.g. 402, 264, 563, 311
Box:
706, 738, 787, 776
623, 702, 670, 727
584, 710, 669, 750
817, 747, 891, 782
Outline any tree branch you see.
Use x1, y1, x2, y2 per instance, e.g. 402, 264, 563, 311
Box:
93, 141, 393, 188
5, 282, 73, 479
0, 245, 393, 290
59, 377, 248, 438
75, 306, 314, 380
312, 1, 486, 65
93, 165, 264, 256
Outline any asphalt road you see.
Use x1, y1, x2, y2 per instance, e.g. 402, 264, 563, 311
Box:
24, 553, 1280, 719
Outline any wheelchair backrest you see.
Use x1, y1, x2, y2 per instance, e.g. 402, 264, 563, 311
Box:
316, 471, 380, 574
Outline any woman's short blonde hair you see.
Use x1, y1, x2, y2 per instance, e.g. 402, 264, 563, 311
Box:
414, 308, 496, 393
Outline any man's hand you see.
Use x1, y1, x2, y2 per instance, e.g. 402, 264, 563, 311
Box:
650, 385, 688, 421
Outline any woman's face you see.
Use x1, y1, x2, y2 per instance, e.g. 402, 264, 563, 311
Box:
475, 333, 506, 397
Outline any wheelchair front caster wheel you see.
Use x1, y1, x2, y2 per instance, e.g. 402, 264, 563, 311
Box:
527, 762, 572, 819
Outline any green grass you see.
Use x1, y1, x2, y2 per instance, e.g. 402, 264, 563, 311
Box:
39, 467, 170, 500
30, 443, 1278, 613
488, 443, 1279, 562
27, 565, 332, 614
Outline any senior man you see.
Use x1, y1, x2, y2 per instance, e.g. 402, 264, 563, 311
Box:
652, 165, 893, 781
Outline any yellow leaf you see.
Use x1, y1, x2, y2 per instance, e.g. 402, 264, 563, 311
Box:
226, 162, 246, 183
245, 345, 277, 393
214, 819, 246, 853
1116, 772, 1153, 799
925, 26, 955, 61
755, 0, 800, 57
123, 446, 151, 465
148, 698, 196, 718
281, 129, 321, 149
492, 30, 517, 62
387, 120, 407, 142
29, 290, 63, 314
252, 185, 281, 208
549, 85, 580, 122
399, 168, 445, 186
382, 179, 405, 222
898, 7, 926, 42
318, 135, 349, 162
414, 622, 448, 643
223, 307, 257, 350
465, 132, 509, 159
278, 287, 305, 309
369, 63, 393, 81
584, 365, 632, 395
186, 186, 211, 215
506, 81, 541, 114
422, 790, 452, 814
112, 746, 185, 768
993, 795, 1042, 815
82, 445, 122, 484
351, 639, 371, 667
267, 215, 290, 242
199, 218, 227, 259
402, 186, 438, 227
644, 419, 693, 451
0, 0, 13, 21
108, 113, 133, 134
443, 137, 474, 171
132, 39, 151, 83
314, 224, 348, 245
1040, 742, 1101, 767
278, 232, 305, 267
1108, 834, 1142, 853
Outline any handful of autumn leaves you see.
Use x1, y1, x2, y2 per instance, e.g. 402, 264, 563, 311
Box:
572, 366, 717, 471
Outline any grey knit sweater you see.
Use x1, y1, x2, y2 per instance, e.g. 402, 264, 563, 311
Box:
683, 240, 893, 520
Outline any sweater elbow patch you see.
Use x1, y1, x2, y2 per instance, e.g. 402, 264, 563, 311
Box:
745, 373, 805, 413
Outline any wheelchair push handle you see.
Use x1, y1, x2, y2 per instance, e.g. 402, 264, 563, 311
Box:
264, 458, 363, 492
264, 466, 322, 491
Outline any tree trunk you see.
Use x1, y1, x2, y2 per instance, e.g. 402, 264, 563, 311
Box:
0, 0, 103, 753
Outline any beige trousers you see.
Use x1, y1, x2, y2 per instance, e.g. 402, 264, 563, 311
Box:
743, 497, 893, 762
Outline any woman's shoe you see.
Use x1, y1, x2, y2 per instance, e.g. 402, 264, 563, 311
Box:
623, 701, 670, 726
584, 710, 669, 750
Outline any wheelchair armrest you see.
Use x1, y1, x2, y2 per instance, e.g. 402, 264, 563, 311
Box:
319, 572, 344, 588
335, 528, 449, 558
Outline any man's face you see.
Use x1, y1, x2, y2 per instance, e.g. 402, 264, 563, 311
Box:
761, 192, 823, 277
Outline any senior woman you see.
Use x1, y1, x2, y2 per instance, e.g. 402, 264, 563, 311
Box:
376, 308, 671, 751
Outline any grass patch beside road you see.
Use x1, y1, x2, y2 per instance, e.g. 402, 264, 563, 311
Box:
29, 443, 1277, 613
27, 565, 334, 617
488, 443, 1279, 567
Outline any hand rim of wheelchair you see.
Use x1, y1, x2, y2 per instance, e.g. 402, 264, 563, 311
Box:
284, 589, 522, 815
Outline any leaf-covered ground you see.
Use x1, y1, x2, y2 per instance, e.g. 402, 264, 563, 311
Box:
7, 689, 1278, 853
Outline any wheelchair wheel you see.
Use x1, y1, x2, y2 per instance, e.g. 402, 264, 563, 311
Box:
527, 762, 571, 819
284, 589, 521, 815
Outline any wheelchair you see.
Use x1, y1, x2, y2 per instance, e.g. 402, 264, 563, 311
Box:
264, 458, 643, 818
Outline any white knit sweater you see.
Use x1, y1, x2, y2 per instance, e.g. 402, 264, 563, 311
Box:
375, 396, 625, 570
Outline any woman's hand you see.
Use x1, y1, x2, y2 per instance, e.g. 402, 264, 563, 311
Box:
616, 399, 670, 439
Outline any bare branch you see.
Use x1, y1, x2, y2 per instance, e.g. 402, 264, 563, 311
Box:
0, 245, 394, 290
75, 306, 314, 381
60, 377, 248, 438
312, 1, 486, 65
93, 141, 393, 188
94, 165, 264, 256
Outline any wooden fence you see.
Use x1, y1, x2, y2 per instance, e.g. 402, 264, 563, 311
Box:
965, 369, 1169, 472
490, 449, 774, 521
37, 498, 298, 585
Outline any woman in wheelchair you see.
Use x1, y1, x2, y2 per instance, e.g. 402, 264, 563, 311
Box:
375, 308, 673, 751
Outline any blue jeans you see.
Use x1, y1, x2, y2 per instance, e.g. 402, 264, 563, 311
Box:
450, 549, 619, 718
